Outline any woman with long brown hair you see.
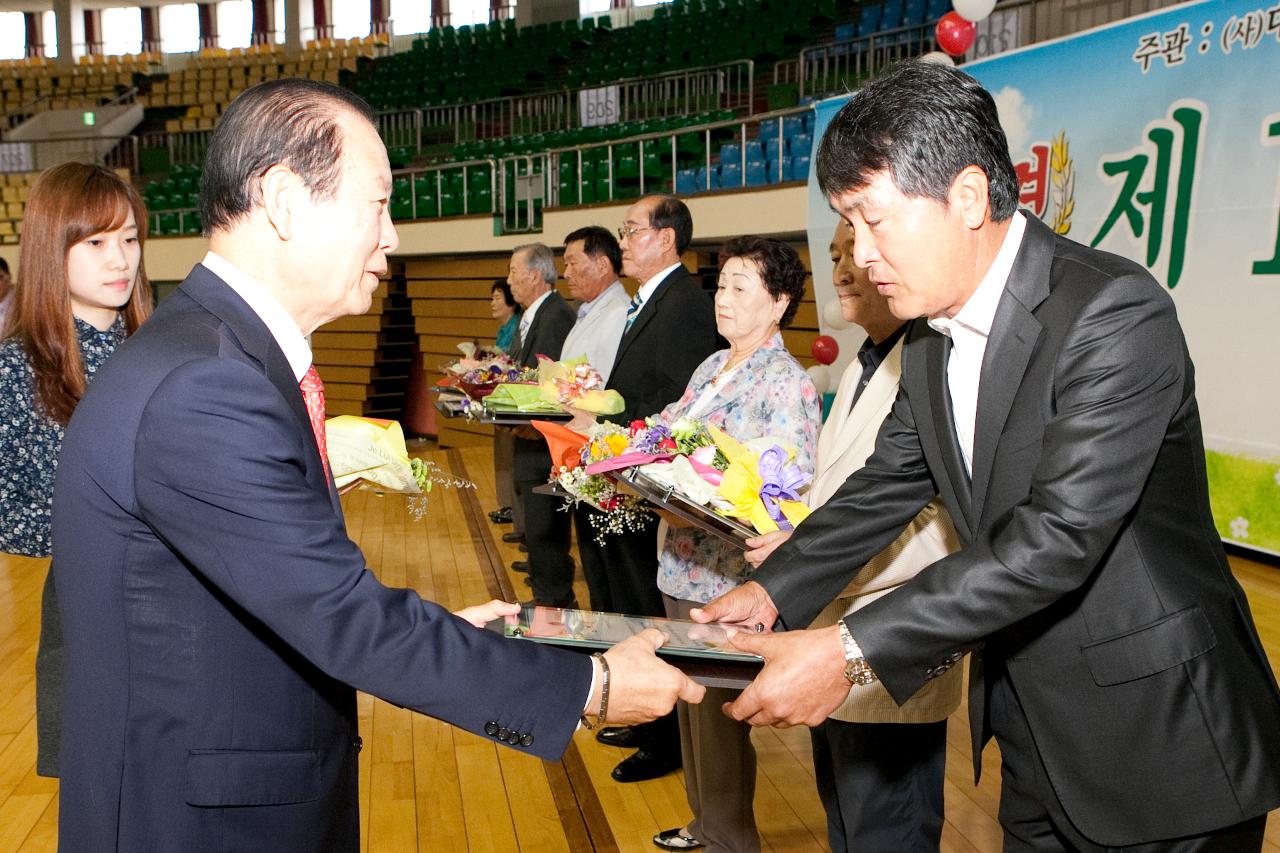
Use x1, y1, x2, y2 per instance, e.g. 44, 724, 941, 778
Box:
0, 162, 152, 777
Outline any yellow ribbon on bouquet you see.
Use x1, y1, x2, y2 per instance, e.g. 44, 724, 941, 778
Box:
709, 425, 811, 535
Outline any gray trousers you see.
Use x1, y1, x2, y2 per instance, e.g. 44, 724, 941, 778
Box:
36, 564, 61, 778
664, 594, 759, 853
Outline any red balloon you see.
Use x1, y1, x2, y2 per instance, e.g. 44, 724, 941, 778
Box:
936, 12, 976, 56
811, 335, 839, 366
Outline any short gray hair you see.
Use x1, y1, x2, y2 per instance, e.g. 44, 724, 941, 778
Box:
514, 243, 558, 286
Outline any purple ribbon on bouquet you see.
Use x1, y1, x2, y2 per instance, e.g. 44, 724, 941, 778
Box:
757, 445, 811, 530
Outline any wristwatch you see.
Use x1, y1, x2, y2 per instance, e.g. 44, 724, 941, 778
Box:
838, 621, 877, 686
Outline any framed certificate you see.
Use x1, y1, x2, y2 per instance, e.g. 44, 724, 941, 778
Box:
478, 407, 575, 426
612, 467, 756, 548
486, 605, 764, 688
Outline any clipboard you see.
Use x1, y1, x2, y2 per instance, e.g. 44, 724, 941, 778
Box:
611, 467, 756, 548
486, 604, 764, 689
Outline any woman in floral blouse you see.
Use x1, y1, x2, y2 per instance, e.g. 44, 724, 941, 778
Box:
0, 162, 153, 777
651, 237, 820, 853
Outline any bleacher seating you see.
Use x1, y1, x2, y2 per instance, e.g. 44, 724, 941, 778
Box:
0, 54, 158, 120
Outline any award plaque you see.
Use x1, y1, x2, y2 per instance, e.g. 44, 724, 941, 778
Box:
487, 604, 764, 689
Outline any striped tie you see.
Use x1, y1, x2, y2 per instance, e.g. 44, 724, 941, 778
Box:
623, 293, 642, 333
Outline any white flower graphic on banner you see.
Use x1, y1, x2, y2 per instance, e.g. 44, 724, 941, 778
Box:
1229, 516, 1250, 539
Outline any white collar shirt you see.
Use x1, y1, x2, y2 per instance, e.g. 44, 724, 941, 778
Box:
559, 281, 629, 383
203, 251, 312, 382
926, 211, 1027, 474
518, 289, 553, 345
633, 262, 682, 315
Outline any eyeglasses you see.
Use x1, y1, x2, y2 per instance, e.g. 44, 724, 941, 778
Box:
617, 225, 656, 241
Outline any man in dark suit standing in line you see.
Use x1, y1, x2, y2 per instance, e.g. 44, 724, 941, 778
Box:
698, 62, 1280, 850
586, 195, 720, 782
506, 242, 578, 607
50, 79, 703, 852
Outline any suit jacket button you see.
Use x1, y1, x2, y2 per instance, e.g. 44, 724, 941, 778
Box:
924, 667, 936, 680
508, 730, 521, 744
949, 652, 963, 663
520, 734, 533, 747
353, 736, 363, 753
498, 727, 510, 741
485, 722, 499, 737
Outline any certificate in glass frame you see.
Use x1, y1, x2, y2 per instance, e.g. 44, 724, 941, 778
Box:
489, 605, 763, 664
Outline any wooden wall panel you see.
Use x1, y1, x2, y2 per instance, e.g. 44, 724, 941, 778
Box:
312, 278, 413, 420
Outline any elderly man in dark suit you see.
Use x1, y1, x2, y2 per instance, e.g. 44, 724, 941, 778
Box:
585, 195, 721, 782
698, 62, 1280, 851
50, 78, 703, 853
507, 241, 578, 606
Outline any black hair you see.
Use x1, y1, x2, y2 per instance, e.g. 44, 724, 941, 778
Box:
563, 225, 622, 275
200, 78, 377, 233
490, 278, 516, 308
816, 61, 1019, 221
646, 195, 694, 255
718, 236, 807, 329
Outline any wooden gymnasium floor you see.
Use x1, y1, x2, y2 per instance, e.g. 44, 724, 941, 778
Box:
1, 443, 1278, 852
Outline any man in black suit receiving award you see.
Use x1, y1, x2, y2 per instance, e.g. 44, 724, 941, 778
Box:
586, 195, 720, 782
698, 62, 1280, 850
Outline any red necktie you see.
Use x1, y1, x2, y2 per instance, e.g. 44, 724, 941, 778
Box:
299, 365, 332, 485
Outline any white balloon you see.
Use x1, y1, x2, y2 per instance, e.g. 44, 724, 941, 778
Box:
919, 51, 956, 66
952, 0, 996, 22
806, 364, 831, 395
821, 299, 851, 330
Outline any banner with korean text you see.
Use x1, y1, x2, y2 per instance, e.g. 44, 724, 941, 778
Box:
807, 0, 1280, 554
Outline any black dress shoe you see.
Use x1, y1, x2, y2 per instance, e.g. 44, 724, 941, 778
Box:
611, 750, 680, 783
653, 828, 703, 850
595, 726, 638, 748
489, 507, 513, 524
511, 560, 530, 573
501, 532, 525, 544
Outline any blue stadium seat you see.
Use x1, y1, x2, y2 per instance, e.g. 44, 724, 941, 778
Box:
676, 168, 698, 195
718, 161, 742, 189
719, 142, 740, 164
742, 140, 765, 162
745, 159, 767, 187
783, 114, 809, 139
789, 133, 813, 158
787, 154, 811, 182
764, 136, 786, 163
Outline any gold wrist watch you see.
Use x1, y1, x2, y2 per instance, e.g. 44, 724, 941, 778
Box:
838, 621, 877, 686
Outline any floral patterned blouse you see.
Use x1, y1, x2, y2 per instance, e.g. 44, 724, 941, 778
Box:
655, 332, 821, 604
0, 316, 126, 556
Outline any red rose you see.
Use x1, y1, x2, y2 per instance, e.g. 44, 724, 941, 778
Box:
599, 496, 620, 511
629, 419, 647, 436
658, 438, 678, 451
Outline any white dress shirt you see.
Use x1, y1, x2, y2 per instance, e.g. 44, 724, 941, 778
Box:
517, 289, 553, 348
559, 281, 629, 382
926, 212, 1027, 474
634, 262, 682, 315
203, 251, 312, 382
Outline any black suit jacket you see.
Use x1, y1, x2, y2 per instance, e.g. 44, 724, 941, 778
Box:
513, 290, 576, 481
754, 215, 1280, 845
50, 266, 592, 852
605, 265, 719, 424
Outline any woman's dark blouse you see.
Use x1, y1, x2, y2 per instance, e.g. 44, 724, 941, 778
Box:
0, 317, 125, 556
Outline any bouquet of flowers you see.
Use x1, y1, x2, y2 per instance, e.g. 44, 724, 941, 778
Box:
583, 417, 811, 536
324, 415, 474, 519
532, 419, 656, 544
438, 343, 536, 401
536, 356, 624, 416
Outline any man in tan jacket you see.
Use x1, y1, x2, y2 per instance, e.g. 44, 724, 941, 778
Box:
746, 218, 961, 852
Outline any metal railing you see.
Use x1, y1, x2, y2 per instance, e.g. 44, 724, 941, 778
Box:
798, 20, 938, 100
392, 157, 500, 219
138, 127, 212, 169
496, 105, 812, 234
375, 59, 754, 149
0, 134, 139, 174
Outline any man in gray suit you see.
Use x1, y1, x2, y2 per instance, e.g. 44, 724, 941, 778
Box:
507, 242, 577, 606
699, 62, 1280, 850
